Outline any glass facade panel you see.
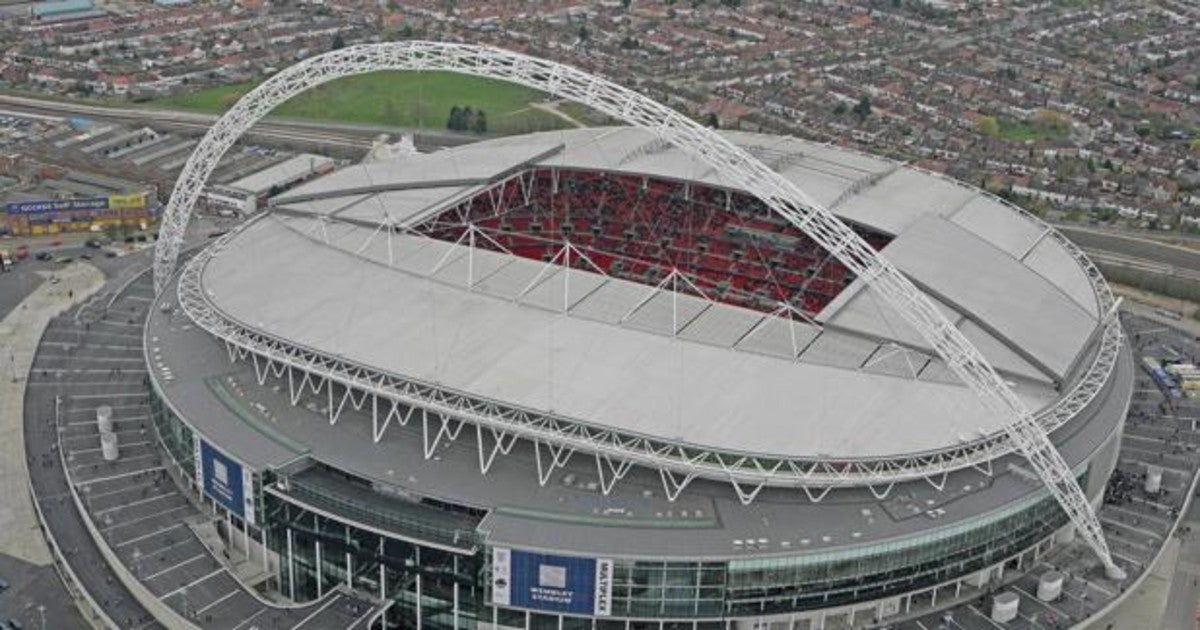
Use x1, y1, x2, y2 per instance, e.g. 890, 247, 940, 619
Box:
147, 386, 1082, 626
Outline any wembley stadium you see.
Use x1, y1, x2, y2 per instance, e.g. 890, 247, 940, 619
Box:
136, 43, 1133, 629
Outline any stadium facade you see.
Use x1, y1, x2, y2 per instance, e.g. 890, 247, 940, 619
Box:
143, 44, 1132, 629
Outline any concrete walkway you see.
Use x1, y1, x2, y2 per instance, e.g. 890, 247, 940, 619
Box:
1091, 536, 1178, 629
0, 262, 104, 564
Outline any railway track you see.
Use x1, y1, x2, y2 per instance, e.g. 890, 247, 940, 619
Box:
0, 94, 381, 150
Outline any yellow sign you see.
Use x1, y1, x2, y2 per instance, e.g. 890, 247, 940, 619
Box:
108, 192, 148, 211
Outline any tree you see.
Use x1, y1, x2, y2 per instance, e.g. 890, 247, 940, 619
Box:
462, 106, 476, 132
976, 115, 999, 138
621, 0, 632, 9
705, 112, 719, 129
852, 95, 872, 120
473, 110, 487, 134
578, 25, 589, 42
447, 105, 466, 131
1031, 108, 1070, 138
331, 33, 345, 50
833, 102, 848, 116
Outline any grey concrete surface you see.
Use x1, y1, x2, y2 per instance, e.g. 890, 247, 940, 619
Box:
0, 553, 90, 630
21, 247, 377, 628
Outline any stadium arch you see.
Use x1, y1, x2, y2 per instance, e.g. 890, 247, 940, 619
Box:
150, 41, 1124, 577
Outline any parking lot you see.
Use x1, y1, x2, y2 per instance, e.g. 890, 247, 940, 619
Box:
22, 263, 377, 629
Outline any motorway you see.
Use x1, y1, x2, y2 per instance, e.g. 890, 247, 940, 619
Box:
0, 93, 474, 152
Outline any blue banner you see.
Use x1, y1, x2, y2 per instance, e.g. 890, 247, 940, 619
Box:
196, 439, 255, 525
491, 548, 613, 616
5, 198, 109, 214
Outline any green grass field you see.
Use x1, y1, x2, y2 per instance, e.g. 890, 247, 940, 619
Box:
154, 71, 570, 136
998, 118, 1071, 143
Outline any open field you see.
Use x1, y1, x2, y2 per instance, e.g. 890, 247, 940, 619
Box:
998, 119, 1070, 142
154, 71, 571, 136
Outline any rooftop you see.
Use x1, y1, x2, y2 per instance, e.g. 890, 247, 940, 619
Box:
148, 272, 1132, 559
228, 153, 334, 197
221, 128, 1110, 460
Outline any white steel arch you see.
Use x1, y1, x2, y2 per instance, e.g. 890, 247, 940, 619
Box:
152, 41, 1122, 576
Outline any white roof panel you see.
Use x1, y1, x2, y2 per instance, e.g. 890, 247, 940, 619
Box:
230, 153, 334, 196
949, 195, 1044, 259
880, 216, 1097, 380
203, 216, 1059, 459
834, 168, 977, 236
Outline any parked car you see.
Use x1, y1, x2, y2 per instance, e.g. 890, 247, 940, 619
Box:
34, 251, 53, 261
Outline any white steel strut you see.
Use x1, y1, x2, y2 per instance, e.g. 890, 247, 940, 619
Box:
152, 42, 1122, 576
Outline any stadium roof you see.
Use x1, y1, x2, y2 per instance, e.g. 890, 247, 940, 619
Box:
148, 279, 1133, 559
201, 127, 1105, 461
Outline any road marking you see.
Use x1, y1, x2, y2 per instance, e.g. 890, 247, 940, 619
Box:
83, 478, 160, 500
1012, 584, 1072, 622
62, 428, 147, 442
72, 464, 164, 486
114, 523, 187, 549
965, 604, 1005, 629
66, 414, 148, 426
231, 608, 266, 630
71, 440, 153, 455
124, 532, 196, 560
65, 403, 146, 415
292, 594, 342, 629
42, 355, 145, 364
94, 490, 178, 517
345, 603, 376, 630
1110, 549, 1144, 567
94, 320, 143, 329
29, 379, 148, 387
142, 553, 207, 581
68, 391, 148, 399
194, 590, 240, 616
100, 505, 192, 534
1104, 504, 1171, 527
70, 452, 159, 471
159, 568, 225, 600
1101, 516, 1164, 541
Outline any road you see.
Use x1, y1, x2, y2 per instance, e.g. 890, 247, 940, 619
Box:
0, 93, 477, 151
